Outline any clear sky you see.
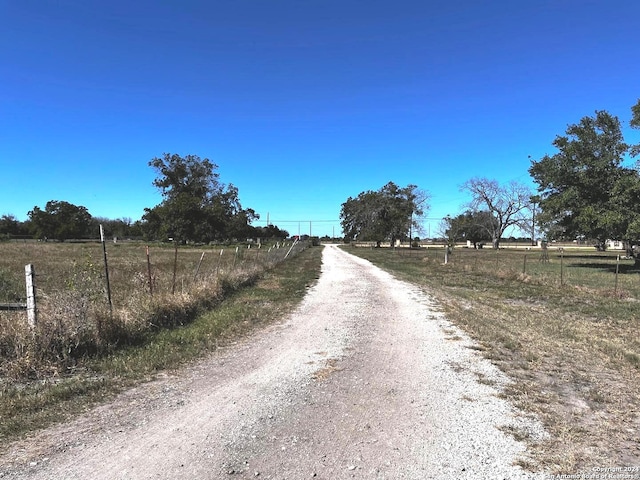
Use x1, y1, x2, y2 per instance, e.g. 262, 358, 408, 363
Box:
2, 0, 639, 238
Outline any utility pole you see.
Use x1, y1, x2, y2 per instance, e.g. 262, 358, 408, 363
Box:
530, 195, 540, 246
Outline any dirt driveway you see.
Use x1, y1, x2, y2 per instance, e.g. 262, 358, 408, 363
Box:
0, 245, 547, 479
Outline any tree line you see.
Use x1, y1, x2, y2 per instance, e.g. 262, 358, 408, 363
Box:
3, 99, 639, 248
339, 99, 640, 254
0, 154, 289, 243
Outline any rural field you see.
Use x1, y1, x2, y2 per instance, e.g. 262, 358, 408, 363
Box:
0, 241, 638, 476
0, 239, 302, 354
0, 239, 316, 440
345, 243, 640, 472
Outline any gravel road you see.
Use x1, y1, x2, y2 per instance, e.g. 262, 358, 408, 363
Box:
1, 244, 547, 479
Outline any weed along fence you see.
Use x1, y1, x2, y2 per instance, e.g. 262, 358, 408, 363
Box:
0, 264, 36, 327
0, 236, 309, 371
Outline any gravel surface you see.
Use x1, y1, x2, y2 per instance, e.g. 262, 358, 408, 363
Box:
0, 244, 548, 479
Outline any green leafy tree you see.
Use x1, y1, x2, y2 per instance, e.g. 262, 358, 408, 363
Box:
444, 210, 495, 248
0, 214, 28, 238
140, 203, 169, 241
340, 182, 428, 247
631, 98, 640, 158
28, 201, 93, 241
461, 178, 532, 249
612, 100, 640, 260
205, 184, 258, 241
243, 223, 290, 241
528, 110, 631, 250
91, 217, 136, 239
143, 153, 258, 243
256, 224, 289, 239
224, 205, 260, 241
145, 154, 221, 242
606, 169, 640, 260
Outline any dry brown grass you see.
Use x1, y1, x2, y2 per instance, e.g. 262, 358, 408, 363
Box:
312, 358, 342, 381
454, 296, 640, 472
0, 240, 301, 379
0, 243, 323, 445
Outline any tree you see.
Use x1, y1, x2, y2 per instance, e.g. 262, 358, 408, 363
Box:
28, 201, 93, 241
253, 224, 290, 240
610, 101, 640, 261
631, 99, 640, 158
340, 182, 429, 247
144, 153, 222, 243
0, 214, 28, 238
224, 205, 260, 240
140, 203, 169, 241
206, 184, 259, 241
602, 167, 640, 261
461, 178, 532, 249
142, 153, 258, 243
91, 217, 137, 239
528, 110, 631, 250
444, 210, 495, 248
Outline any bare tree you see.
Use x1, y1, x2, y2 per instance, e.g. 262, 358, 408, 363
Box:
461, 178, 532, 249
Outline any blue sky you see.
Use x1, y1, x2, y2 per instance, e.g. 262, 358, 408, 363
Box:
1, 0, 639, 238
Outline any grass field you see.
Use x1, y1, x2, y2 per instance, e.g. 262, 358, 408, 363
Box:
0, 240, 323, 445
0, 239, 296, 302
0, 239, 307, 379
343, 244, 640, 474
2, 241, 638, 473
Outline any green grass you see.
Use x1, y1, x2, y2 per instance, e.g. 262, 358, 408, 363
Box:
343, 244, 640, 474
0, 244, 323, 446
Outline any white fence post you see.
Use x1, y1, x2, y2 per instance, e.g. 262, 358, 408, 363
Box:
284, 239, 299, 259
25, 264, 36, 328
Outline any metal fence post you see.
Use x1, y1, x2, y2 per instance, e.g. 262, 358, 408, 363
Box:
100, 225, 113, 315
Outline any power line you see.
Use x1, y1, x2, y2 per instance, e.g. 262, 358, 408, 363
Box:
252, 219, 340, 224
255, 217, 452, 224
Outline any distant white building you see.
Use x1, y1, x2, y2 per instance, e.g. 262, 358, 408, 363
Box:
606, 239, 625, 250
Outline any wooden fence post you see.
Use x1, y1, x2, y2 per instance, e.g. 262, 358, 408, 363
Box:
284, 239, 299, 259
25, 264, 37, 328
216, 249, 223, 277
172, 242, 178, 295
193, 252, 205, 281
